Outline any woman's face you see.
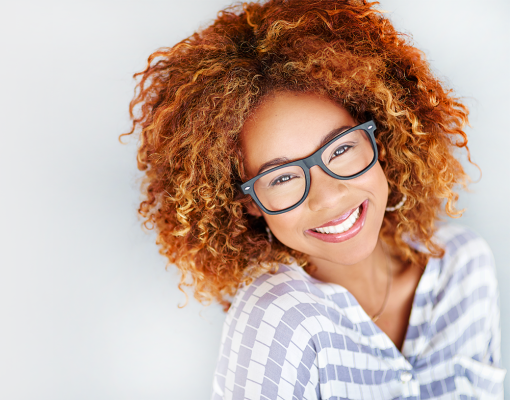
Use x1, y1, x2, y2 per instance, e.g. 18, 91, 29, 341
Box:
241, 91, 389, 267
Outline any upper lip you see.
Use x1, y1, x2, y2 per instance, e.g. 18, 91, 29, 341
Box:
309, 202, 363, 230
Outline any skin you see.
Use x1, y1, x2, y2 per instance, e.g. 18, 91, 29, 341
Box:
241, 91, 423, 351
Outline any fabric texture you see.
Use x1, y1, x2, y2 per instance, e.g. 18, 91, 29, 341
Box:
211, 224, 506, 399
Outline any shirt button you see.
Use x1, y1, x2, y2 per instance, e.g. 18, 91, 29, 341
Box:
400, 371, 412, 383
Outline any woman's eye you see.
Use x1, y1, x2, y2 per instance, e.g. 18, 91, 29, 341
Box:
331, 145, 351, 159
270, 174, 296, 186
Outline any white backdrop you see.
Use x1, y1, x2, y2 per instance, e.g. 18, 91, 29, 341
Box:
0, 1, 508, 399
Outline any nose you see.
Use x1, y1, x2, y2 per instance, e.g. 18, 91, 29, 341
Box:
306, 165, 349, 212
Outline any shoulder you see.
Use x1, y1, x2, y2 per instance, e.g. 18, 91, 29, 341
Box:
424, 224, 500, 337
432, 223, 496, 285
235, 263, 325, 307
227, 263, 332, 339
213, 264, 329, 399
434, 223, 493, 258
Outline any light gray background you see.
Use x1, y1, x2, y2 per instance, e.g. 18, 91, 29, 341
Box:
0, 1, 508, 399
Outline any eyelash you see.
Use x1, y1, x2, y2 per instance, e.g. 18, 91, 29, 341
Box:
270, 174, 298, 186
329, 144, 352, 161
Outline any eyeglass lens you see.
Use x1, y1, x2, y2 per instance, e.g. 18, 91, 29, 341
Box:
253, 129, 374, 212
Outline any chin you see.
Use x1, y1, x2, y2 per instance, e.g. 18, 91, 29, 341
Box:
322, 237, 378, 266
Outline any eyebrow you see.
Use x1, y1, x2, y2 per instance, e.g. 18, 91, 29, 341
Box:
255, 124, 353, 176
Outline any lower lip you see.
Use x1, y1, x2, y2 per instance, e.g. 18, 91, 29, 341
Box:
306, 199, 369, 243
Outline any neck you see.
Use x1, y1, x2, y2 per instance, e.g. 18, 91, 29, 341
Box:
308, 239, 386, 284
307, 238, 395, 315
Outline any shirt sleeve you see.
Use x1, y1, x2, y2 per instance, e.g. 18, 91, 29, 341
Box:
451, 233, 507, 399
481, 249, 503, 369
211, 289, 320, 400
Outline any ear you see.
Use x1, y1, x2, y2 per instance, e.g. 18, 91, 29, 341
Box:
246, 200, 263, 217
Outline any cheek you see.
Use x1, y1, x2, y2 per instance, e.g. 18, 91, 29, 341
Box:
375, 164, 389, 207
264, 212, 298, 233
362, 163, 389, 233
355, 162, 388, 205
263, 209, 304, 245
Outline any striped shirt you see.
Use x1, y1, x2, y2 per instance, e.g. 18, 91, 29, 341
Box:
211, 224, 506, 399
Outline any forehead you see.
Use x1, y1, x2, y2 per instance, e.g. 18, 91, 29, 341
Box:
241, 92, 356, 177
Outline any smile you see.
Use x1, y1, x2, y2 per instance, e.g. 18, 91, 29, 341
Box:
313, 206, 361, 234
306, 199, 368, 243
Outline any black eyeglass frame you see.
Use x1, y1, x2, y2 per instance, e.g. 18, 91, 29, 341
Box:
238, 120, 378, 215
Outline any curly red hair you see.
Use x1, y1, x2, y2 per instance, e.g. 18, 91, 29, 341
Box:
123, 0, 471, 309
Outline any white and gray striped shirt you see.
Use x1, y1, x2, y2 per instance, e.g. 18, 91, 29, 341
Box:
212, 224, 505, 399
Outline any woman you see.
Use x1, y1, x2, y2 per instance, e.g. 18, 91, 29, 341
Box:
125, 0, 505, 398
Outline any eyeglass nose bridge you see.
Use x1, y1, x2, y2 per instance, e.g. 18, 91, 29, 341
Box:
302, 152, 331, 177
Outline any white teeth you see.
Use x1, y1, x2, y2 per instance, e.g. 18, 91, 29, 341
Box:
313, 206, 361, 234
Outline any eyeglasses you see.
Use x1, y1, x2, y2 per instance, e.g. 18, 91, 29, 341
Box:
238, 120, 378, 215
